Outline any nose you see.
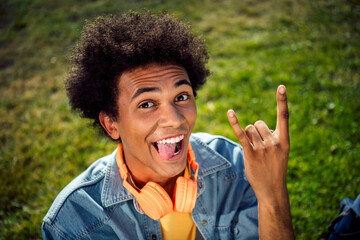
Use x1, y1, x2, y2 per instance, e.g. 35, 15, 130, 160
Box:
158, 103, 185, 128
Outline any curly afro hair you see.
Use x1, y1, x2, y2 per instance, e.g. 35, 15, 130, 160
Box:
65, 11, 210, 135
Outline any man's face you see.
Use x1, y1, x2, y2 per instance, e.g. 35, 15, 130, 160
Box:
113, 63, 197, 185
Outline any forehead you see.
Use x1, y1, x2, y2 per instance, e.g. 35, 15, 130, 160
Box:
118, 64, 189, 90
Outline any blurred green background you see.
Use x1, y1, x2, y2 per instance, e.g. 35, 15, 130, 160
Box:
0, 0, 359, 239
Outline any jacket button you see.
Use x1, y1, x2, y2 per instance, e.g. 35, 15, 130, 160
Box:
152, 234, 157, 240
201, 220, 208, 226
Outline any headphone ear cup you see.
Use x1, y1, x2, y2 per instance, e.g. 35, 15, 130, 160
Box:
173, 176, 197, 213
137, 181, 173, 220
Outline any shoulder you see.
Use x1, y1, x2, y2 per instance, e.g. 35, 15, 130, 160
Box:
42, 151, 115, 238
190, 132, 244, 165
191, 132, 242, 149
190, 133, 246, 180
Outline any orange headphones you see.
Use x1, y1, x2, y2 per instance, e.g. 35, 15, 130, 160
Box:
116, 143, 199, 220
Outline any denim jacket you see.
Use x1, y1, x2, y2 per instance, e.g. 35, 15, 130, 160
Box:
42, 133, 259, 239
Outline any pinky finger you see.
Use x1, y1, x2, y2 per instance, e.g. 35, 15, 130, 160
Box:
227, 109, 252, 150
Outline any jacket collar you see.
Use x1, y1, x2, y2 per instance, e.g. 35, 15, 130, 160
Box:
101, 134, 232, 208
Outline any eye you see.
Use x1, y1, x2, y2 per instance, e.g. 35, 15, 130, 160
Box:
175, 93, 189, 102
139, 101, 154, 109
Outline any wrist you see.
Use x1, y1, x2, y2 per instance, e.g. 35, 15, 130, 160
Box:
256, 185, 290, 211
257, 187, 295, 240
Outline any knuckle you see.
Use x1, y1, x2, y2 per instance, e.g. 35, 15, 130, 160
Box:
281, 110, 290, 120
245, 124, 254, 132
254, 120, 265, 127
236, 131, 246, 140
254, 143, 265, 151
266, 138, 280, 149
273, 141, 282, 149
230, 117, 239, 125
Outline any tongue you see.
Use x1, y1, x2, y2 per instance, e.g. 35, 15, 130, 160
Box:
157, 142, 176, 160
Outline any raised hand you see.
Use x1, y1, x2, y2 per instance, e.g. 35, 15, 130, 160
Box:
227, 85, 294, 239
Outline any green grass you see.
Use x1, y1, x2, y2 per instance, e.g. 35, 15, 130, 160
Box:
1, 0, 359, 239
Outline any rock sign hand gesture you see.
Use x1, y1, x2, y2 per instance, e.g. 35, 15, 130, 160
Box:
227, 85, 295, 239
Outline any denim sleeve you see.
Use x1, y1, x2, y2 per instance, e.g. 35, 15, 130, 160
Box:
236, 183, 259, 239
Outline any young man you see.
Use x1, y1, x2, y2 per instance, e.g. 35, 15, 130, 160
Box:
42, 11, 294, 239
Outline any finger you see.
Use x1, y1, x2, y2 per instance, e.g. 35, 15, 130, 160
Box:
254, 120, 272, 140
275, 85, 290, 144
245, 124, 263, 146
244, 125, 255, 143
227, 109, 252, 149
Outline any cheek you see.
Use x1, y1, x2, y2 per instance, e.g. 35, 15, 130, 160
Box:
117, 112, 149, 141
119, 117, 153, 154
128, 113, 160, 140
186, 103, 197, 127
123, 115, 152, 134
192, 105, 197, 122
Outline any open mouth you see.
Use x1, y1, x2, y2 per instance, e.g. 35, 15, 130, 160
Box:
153, 135, 184, 160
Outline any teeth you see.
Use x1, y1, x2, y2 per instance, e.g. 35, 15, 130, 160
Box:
157, 135, 184, 144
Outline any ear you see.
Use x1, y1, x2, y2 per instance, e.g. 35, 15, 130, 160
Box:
99, 111, 121, 140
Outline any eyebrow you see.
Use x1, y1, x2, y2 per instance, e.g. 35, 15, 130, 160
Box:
131, 79, 192, 101
175, 79, 192, 88
131, 87, 160, 101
